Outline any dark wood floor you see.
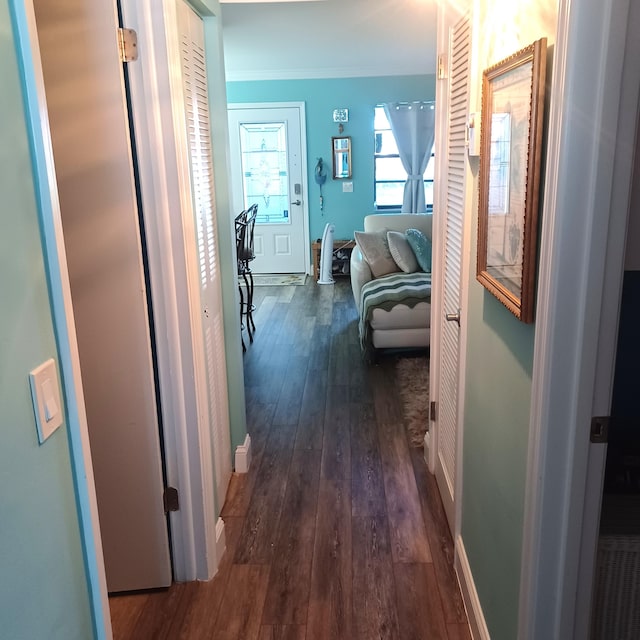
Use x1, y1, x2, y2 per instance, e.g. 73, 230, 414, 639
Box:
109, 278, 470, 640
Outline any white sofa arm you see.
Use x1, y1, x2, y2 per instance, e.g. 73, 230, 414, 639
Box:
350, 247, 373, 312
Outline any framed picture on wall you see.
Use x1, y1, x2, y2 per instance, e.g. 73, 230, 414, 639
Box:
477, 38, 547, 323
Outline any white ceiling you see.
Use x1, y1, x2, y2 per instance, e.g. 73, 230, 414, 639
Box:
220, 0, 438, 81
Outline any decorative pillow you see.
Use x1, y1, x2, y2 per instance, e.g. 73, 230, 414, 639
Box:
354, 229, 399, 278
387, 230, 419, 273
405, 228, 432, 273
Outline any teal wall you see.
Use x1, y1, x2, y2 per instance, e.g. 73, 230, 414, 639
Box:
227, 74, 435, 242
459, 5, 556, 638
1, 6, 93, 638
461, 264, 534, 639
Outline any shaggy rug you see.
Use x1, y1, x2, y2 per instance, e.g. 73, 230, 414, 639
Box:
252, 273, 307, 286
395, 355, 430, 447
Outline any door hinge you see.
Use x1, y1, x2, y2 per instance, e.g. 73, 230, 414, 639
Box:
590, 416, 610, 444
117, 28, 139, 63
430, 401, 437, 422
163, 486, 180, 513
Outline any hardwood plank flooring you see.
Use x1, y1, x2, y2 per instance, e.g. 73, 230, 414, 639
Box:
350, 402, 386, 518
234, 424, 295, 564
109, 592, 148, 639
306, 383, 354, 640
262, 450, 321, 625
372, 365, 433, 564
213, 564, 270, 640
294, 366, 327, 451
178, 516, 245, 639
109, 278, 470, 639
394, 562, 448, 640
259, 626, 307, 640
409, 448, 468, 625
352, 515, 400, 639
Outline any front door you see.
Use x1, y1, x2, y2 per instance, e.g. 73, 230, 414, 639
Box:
228, 104, 309, 274
32, 0, 171, 592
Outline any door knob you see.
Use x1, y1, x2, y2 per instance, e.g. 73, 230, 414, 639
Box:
445, 310, 461, 327
291, 199, 301, 206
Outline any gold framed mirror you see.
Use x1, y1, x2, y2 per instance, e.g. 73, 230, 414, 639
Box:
477, 38, 547, 323
332, 136, 352, 179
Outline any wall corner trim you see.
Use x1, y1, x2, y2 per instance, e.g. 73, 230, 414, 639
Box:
235, 434, 252, 473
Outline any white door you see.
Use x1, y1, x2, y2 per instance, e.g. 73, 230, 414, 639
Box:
32, 0, 171, 591
176, 0, 232, 510
432, 11, 471, 534
228, 104, 309, 274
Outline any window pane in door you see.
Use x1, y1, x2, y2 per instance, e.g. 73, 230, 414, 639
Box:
239, 122, 290, 225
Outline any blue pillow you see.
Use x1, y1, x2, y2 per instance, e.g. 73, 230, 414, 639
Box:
405, 228, 432, 273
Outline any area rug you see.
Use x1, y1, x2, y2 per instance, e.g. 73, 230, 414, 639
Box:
395, 355, 429, 447
252, 273, 307, 286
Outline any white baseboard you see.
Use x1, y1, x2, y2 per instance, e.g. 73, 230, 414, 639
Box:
215, 517, 226, 568
455, 535, 490, 640
234, 434, 252, 473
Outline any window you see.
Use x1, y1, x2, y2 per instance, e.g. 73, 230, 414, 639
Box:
374, 105, 434, 210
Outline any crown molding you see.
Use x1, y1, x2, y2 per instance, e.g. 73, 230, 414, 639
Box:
225, 63, 436, 82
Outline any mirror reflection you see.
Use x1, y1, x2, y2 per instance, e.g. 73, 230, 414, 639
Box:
332, 136, 351, 179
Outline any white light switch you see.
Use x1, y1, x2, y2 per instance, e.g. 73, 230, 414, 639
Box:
342, 181, 353, 193
29, 358, 63, 444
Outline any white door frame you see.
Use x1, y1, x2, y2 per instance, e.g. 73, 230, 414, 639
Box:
518, 0, 640, 637
228, 101, 312, 275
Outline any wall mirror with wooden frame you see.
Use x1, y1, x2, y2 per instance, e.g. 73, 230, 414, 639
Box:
477, 37, 547, 323
332, 136, 352, 179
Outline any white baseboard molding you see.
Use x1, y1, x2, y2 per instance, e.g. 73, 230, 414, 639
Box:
423, 431, 431, 470
215, 517, 226, 570
234, 434, 252, 473
455, 535, 490, 640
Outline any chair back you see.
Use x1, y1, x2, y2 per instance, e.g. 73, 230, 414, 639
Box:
235, 204, 258, 269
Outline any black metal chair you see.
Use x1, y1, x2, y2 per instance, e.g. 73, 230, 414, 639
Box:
235, 204, 258, 351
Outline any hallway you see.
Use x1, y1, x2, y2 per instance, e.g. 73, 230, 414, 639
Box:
109, 279, 470, 639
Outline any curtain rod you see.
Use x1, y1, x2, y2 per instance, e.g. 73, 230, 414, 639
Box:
386, 101, 435, 110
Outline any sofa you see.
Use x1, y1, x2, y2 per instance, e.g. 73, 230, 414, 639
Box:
350, 213, 432, 356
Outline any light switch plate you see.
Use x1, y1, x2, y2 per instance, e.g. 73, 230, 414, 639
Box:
342, 181, 353, 193
29, 358, 63, 444
467, 112, 481, 157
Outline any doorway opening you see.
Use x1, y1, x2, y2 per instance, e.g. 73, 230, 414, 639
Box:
589, 108, 640, 639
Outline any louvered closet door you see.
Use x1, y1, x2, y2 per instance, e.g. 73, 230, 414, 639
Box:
436, 13, 471, 533
177, 0, 232, 508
